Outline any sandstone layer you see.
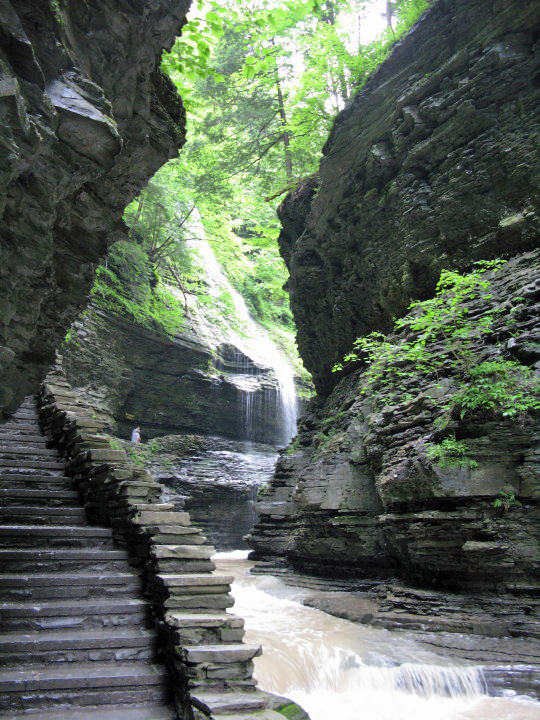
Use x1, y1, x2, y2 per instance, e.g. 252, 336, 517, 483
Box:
279, 0, 540, 395
0, 0, 189, 415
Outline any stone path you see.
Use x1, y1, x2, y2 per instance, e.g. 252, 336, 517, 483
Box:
0, 397, 299, 720
0, 397, 175, 718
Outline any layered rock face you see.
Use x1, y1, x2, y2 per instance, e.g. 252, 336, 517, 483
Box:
248, 252, 540, 594
122, 434, 278, 550
279, 0, 540, 395
0, 0, 189, 415
249, 0, 540, 598
62, 306, 291, 445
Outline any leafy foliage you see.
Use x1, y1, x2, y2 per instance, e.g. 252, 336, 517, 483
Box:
425, 436, 478, 470
94, 2, 436, 382
493, 490, 522, 513
90, 240, 186, 338
452, 359, 540, 420
334, 261, 540, 466
333, 260, 507, 383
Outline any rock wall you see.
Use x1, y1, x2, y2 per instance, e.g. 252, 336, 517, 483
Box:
0, 0, 189, 415
117, 434, 278, 550
279, 0, 540, 395
62, 305, 291, 445
249, 0, 540, 596
248, 252, 540, 594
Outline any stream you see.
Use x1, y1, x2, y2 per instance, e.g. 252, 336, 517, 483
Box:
214, 552, 540, 720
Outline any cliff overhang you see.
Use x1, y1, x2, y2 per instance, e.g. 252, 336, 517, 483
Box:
0, 0, 190, 414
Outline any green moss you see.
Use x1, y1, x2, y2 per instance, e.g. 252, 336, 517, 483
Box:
50, 0, 64, 25
90, 240, 185, 339
275, 701, 308, 720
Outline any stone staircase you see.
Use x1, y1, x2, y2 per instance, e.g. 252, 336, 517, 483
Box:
0, 395, 303, 720
0, 398, 174, 719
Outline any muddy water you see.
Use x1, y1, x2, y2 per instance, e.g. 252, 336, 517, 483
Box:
214, 552, 540, 720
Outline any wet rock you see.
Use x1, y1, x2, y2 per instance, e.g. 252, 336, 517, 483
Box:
248, 252, 540, 597
62, 306, 292, 446
115, 433, 278, 551
0, 0, 188, 415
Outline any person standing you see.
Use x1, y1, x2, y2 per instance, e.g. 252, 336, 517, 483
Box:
131, 427, 141, 443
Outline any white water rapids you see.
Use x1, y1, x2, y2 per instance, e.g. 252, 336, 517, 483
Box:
214, 552, 540, 720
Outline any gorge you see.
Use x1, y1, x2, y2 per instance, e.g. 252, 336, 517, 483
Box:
0, 0, 539, 718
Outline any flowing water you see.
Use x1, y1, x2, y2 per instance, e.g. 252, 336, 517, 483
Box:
214, 552, 540, 720
185, 214, 298, 446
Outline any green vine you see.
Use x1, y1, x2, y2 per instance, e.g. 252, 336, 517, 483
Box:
493, 490, 522, 513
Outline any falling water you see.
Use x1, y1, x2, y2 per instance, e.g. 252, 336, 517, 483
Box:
185, 214, 299, 446
214, 552, 540, 720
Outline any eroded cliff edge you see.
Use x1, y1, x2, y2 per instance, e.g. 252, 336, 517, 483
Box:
278, 0, 540, 396
248, 0, 540, 616
0, 0, 189, 414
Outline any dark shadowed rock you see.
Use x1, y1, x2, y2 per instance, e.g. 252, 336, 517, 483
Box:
278, 0, 540, 395
62, 307, 293, 446
0, 0, 189, 415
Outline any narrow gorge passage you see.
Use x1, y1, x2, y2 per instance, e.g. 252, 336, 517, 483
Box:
2, 0, 538, 718
214, 553, 540, 720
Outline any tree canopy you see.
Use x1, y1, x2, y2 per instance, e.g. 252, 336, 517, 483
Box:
90, 0, 432, 383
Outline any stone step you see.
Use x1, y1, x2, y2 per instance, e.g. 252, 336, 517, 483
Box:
0, 422, 41, 432
156, 590, 234, 612
0, 436, 49, 445
0, 445, 58, 457
0, 572, 142, 601
0, 507, 86, 526
0, 663, 170, 711
0, 525, 114, 549
166, 613, 245, 645
183, 644, 262, 665
0, 427, 43, 437
8, 704, 176, 720
167, 613, 243, 627
191, 691, 267, 715
156, 574, 234, 589
211, 712, 286, 720
0, 473, 73, 490
0, 598, 150, 632
0, 488, 79, 505
0, 627, 157, 666
151, 546, 216, 562
16, 396, 36, 405
5, 411, 37, 418
0, 458, 65, 471
0, 547, 129, 572
10, 404, 38, 414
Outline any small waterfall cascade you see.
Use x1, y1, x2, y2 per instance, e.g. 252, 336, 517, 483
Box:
214, 552, 540, 720
184, 212, 299, 447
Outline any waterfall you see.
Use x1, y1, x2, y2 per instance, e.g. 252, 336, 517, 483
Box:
184, 213, 299, 446
214, 552, 540, 720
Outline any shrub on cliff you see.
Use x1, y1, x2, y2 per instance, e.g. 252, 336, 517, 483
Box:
334, 260, 540, 463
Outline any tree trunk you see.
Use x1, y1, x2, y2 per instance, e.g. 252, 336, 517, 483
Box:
274, 69, 293, 182
129, 192, 145, 239
385, 1, 394, 29
321, 0, 350, 104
